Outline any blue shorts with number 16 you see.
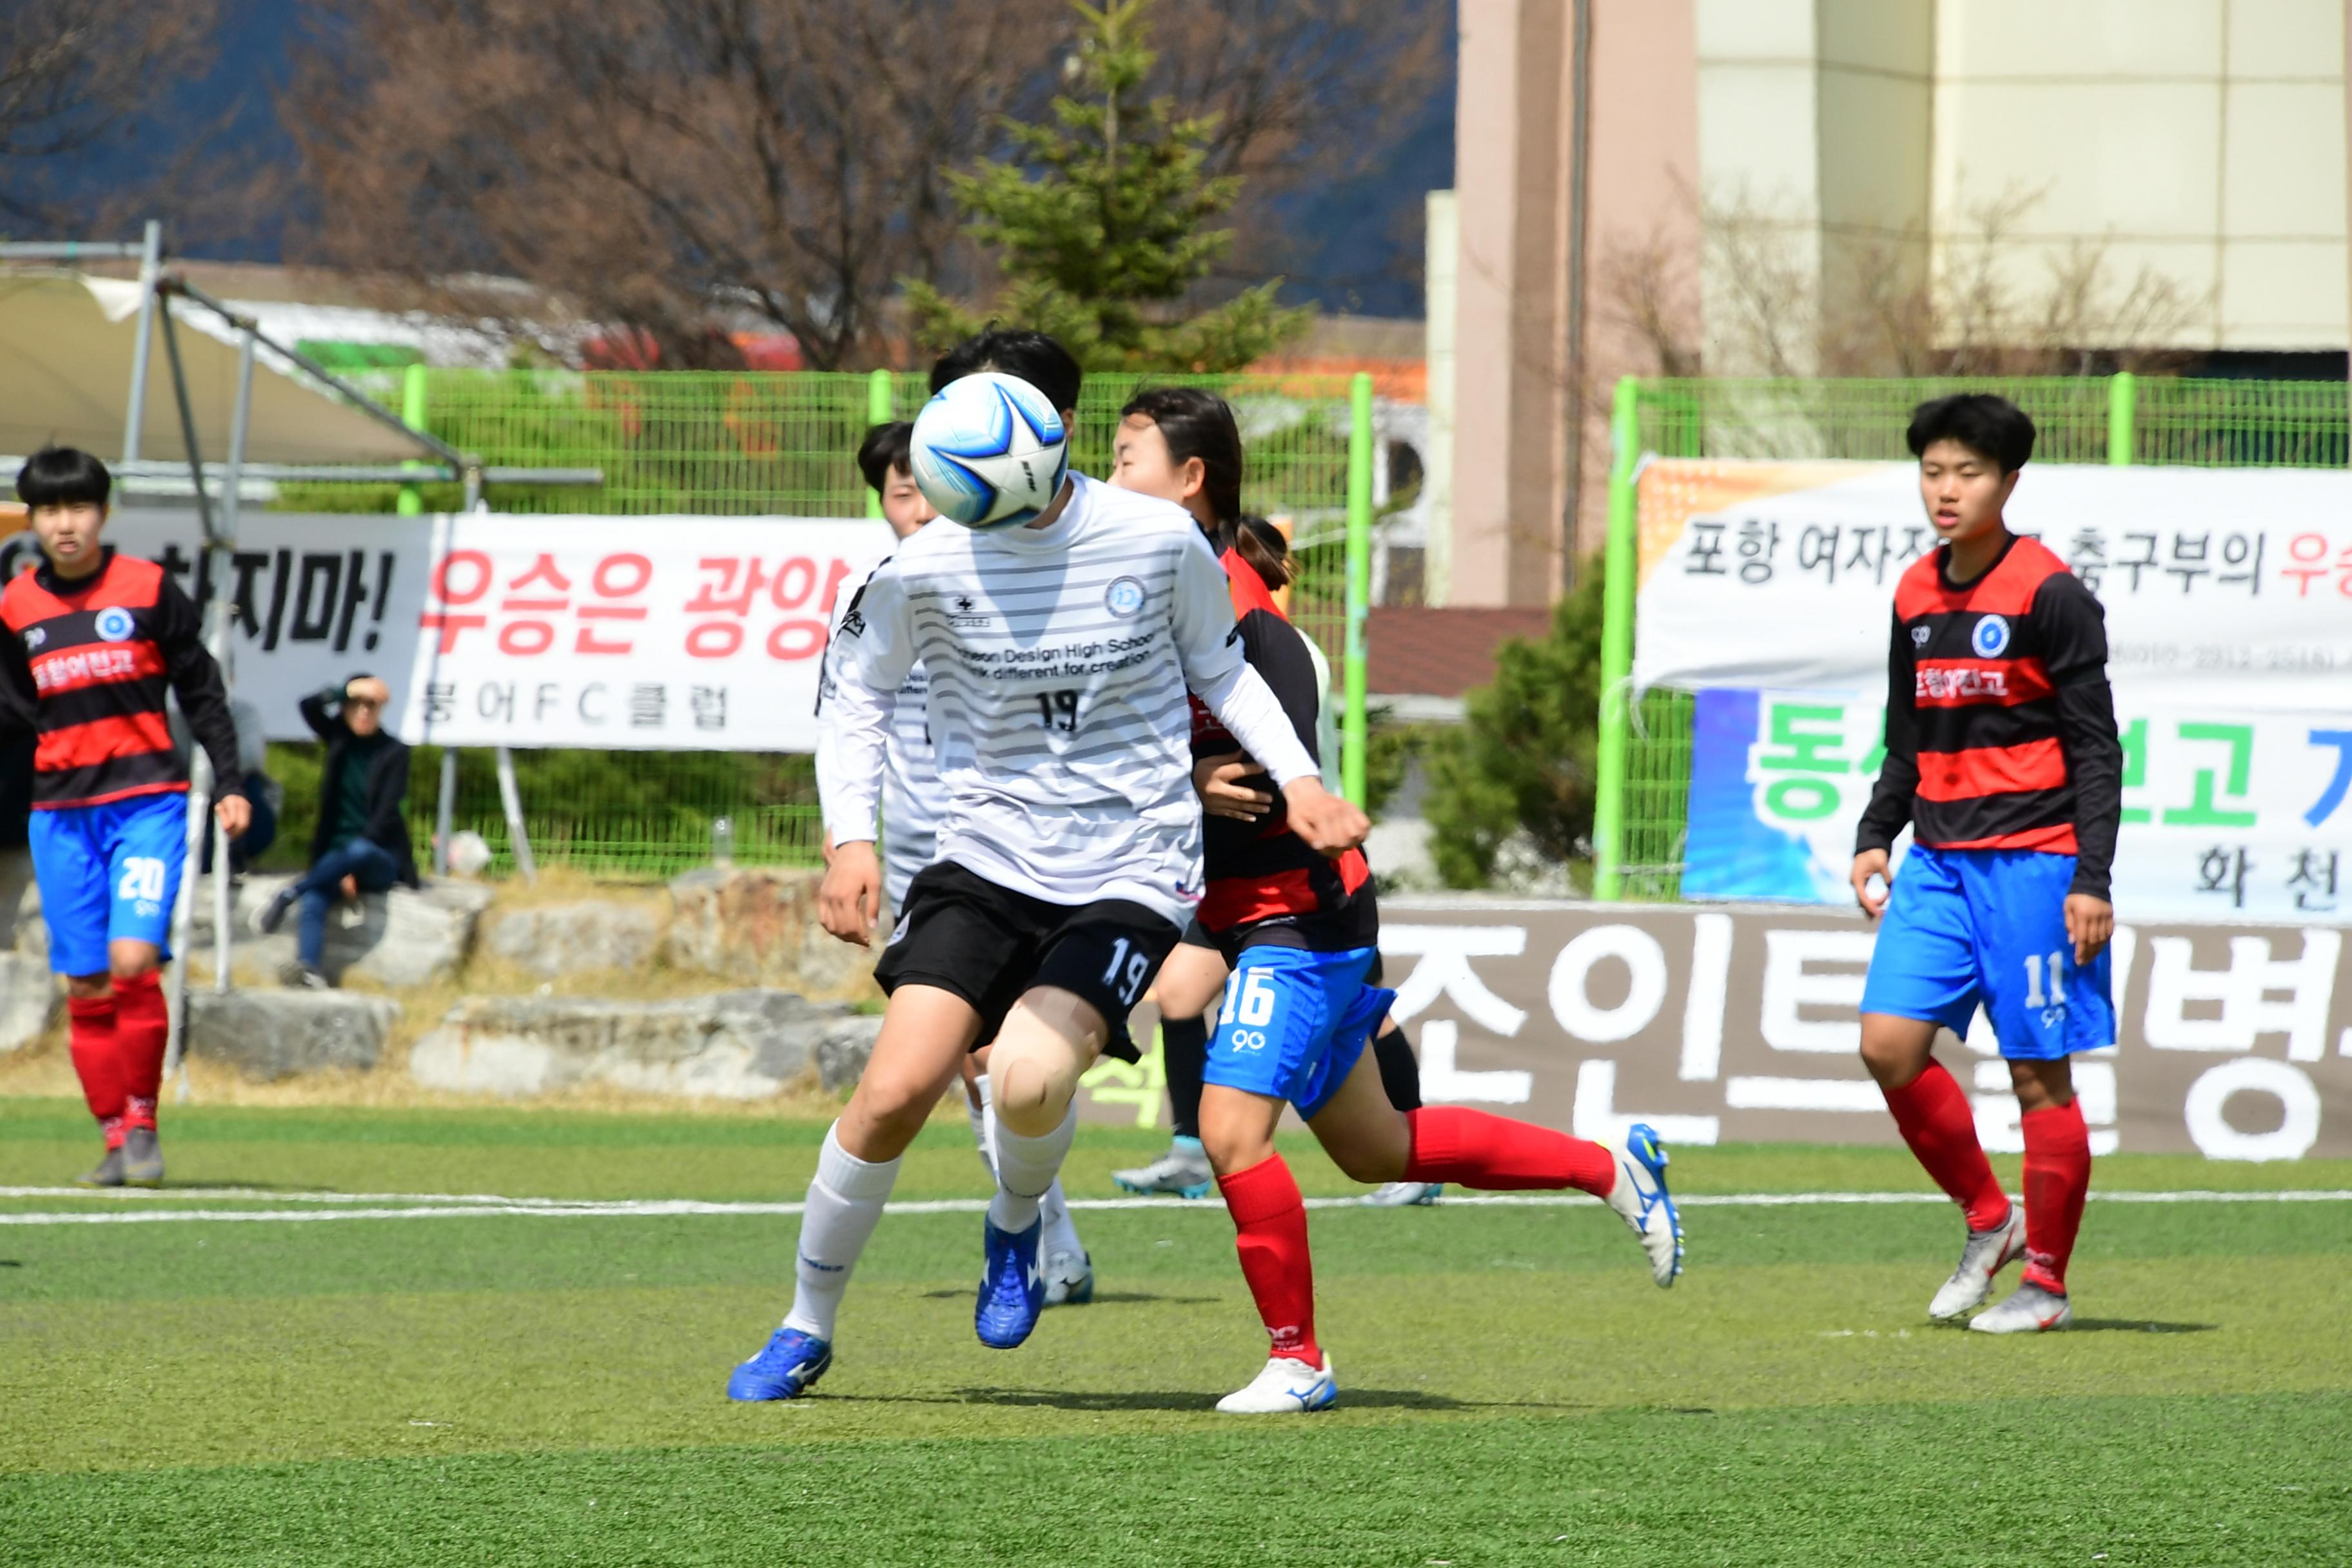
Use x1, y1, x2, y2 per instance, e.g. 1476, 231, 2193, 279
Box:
1202, 945, 1396, 1119
1859, 844, 2114, 1061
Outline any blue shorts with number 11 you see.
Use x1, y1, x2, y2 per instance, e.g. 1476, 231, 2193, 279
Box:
1859, 844, 2114, 1061
1202, 945, 1396, 1119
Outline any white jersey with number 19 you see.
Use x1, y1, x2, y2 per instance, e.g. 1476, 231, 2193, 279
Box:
819, 475, 1318, 928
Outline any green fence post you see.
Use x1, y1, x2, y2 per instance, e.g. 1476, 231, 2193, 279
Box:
865, 369, 895, 519
1592, 377, 1642, 902
2108, 371, 2137, 466
397, 364, 428, 516
1342, 371, 1373, 809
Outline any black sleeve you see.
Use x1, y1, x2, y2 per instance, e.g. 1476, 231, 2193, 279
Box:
155, 576, 246, 800
298, 684, 345, 740
1854, 607, 1919, 856
1236, 608, 1323, 767
0, 621, 37, 745
2035, 573, 2122, 900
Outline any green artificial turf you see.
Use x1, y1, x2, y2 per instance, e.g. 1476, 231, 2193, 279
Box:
3, 1097, 2348, 1565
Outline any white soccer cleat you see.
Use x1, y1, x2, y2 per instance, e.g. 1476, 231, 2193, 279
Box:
1967, 1280, 2071, 1334
1602, 1122, 1683, 1288
1043, 1247, 1094, 1307
1360, 1181, 1444, 1208
1215, 1353, 1337, 1414
1928, 1205, 2027, 1322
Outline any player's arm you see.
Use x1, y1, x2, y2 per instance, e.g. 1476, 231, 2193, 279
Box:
155, 575, 251, 836
2037, 572, 2122, 962
1170, 531, 1364, 855
1851, 607, 1919, 917
816, 563, 911, 944
1194, 607, 1313, 823
0, 622, 38, 745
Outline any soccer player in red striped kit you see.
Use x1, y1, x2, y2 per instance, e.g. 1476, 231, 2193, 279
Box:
1852, 396, 2122, 1334
3, 449, 249, 1186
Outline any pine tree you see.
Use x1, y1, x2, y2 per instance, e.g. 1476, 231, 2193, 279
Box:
905, 0, 1312, 373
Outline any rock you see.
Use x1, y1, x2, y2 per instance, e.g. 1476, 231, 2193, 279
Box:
411, 988, 879, 1100
185, 989, 400, 1081
0, 950, 59, 1052
481, 900, 665, 977
664, 867, 876, 1000
189, 874, 493, 988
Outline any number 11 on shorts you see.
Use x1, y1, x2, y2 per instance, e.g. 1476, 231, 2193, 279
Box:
2023, 950, 2068, 1009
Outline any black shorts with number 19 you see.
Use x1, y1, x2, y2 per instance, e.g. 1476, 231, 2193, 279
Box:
874, 862, 1180, 1063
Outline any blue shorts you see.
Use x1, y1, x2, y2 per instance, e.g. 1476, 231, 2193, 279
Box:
1859, 844, 2114, 1061
1202, 945, 1396, 1119
28, 792, 190, 976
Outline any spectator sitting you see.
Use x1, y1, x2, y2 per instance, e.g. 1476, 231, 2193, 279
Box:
253, 675, 418, 986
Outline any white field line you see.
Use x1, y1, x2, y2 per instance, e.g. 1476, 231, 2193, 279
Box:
0, 1188, 2347, 1227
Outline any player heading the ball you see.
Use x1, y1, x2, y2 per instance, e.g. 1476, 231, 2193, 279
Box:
1851, 395, 2124, 1335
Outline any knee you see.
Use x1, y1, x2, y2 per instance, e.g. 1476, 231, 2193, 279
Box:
990, 1044, 1079, 1137
1197, 1120, 1267, 1178
845, 1068, 941, 1150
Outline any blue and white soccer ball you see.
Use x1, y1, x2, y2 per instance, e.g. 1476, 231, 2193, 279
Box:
909, 371, 1071, 531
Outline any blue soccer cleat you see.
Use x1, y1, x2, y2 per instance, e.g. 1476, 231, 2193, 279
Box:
1603, 1122, 1684, 1288
726, 1326, 832, 1401
975, 1216, 1046, 1349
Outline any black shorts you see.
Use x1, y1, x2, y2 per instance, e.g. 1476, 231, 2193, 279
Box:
1179, 916, 1217, 950
874, 862, 1181, 1063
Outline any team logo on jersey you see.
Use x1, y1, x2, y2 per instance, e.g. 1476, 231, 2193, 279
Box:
93, 607, 135, 643
1103, 576, 1146, 618
1970, 614, 2010, 658
946, 593, 991, 629
1910, 625, 1930, 648
839, 608, 867, 639
21, 627, 43, 650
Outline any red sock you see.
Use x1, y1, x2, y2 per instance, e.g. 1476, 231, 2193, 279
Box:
114, 971, 168, 1126
1882, 1060, 2010, 1231
1402, 1106, 1614, 1196
2020, 1100, 2091, 1294
67, 994, 125, 1128
1217, 1155, 1319, 1366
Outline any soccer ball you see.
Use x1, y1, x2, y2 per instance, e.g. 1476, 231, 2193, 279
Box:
909, 371, 1070, 531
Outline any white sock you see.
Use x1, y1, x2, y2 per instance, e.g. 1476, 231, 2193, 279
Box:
1040, 1178, 1084, 1261
968, 1076, 996, 1182
782, 1122, 901, 1341
987, 1103, 1077, 1233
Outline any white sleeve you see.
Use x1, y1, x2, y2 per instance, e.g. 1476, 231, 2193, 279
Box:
1168, 527, 1320, 789
816, 560, 914, 846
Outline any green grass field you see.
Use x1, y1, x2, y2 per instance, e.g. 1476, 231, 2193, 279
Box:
4, 1097, 2349, 1566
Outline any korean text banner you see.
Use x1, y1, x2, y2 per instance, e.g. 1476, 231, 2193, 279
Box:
1632, 461, 2352, 704
83, 512, 896, 751
1683, 689, 2352, 923
1077, 899, 2352, 1161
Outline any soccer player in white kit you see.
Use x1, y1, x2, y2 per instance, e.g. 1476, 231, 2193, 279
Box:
727, 351, 1367, 1401
838, 414, 1096, 1308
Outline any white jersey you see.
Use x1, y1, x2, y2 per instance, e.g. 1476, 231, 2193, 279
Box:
820, 475, 1318, 927
820, 564, 937, 910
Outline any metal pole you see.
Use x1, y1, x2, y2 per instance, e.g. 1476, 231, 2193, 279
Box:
398, 364, 429, 516
1591, 377, 1642, 902
462, 464, 484, 514
1559, 0, 1594, 593
158, 304, 215, 542
2108, 372, 2138, 466
865, 369, 894, 520
495, 747, 536, 883
121, 220, 162, 464
1342, 372, 1373, 808
433, 750, 458, 876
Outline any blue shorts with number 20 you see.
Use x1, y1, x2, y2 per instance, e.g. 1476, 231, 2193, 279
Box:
27, 792, 190, 977
1202, 945, 1397, 1119
1858, 844, 2114, 1061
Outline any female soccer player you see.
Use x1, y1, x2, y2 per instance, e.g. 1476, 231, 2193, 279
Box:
1102, 389, 1441, 1208
728, 353, 1363, 1402
1106, 393, 1686, 1413
1851, 394, 2121, 1335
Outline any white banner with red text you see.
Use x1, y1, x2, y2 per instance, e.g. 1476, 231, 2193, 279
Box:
61, 511, 897, 750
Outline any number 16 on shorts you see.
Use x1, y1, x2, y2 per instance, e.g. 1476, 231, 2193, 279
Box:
1221, 968, 1277, 1053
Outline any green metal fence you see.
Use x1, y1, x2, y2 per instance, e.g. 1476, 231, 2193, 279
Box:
1594, 373, 2352, 902
279, 368, 1371, 879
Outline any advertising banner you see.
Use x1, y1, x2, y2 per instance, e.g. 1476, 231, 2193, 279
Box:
1079, 897, 2352, 1161
60, 511, 896, 752
1630, 460, 2352, 919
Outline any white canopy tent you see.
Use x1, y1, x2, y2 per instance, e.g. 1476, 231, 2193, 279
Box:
0, 271, 422, 467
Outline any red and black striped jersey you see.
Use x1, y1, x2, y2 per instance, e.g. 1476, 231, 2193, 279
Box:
1857, 534, 2122, 898
0, 548, 244, 812
1191, 547, 1375, 946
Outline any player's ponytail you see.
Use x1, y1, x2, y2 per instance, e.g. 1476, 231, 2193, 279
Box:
1231, 514, 1293, 590
1119, 386, 1242, 529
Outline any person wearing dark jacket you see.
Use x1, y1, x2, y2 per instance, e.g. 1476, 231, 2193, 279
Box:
254, 675, 418, 986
